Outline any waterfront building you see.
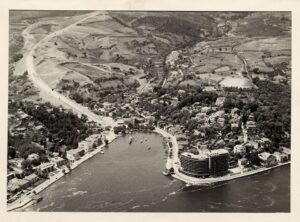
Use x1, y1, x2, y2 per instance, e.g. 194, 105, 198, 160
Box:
179, 149, 229, 178
258, 152, 277, 167
7, 178, 31, 194
79, 141, 93, 153
37, 162, 55, 176
179, 152, 210, 177
66, 149, 81, 163
7, 172, 15, 181
238, 158, 248, 167
50, 156, 67, 168
209, 149, 230, 176
281, 147, 291, 160
24, 174, 39, 185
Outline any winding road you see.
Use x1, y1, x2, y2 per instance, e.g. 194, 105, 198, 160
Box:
23, 11, 116, 127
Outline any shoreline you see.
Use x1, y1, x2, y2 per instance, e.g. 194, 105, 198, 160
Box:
154, 127, 291, 186
7, 130, 117, 212
8, 128, 290, 211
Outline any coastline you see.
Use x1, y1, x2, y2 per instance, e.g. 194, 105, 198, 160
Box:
8, 126, 290, 211
154, 127, 291, 186
7, 130, 117, 212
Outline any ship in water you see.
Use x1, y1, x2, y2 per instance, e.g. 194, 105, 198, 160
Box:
162, 168, 174, 176
31, 195, 43, 204
129, 136, 133, 144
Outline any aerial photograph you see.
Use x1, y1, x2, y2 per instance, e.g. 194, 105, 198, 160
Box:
7, 10, 291, 212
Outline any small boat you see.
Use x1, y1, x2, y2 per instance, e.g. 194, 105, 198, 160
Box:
31, 195, 43, 204
129, 136, 133, 144
100, 149, 105, 154
162, 170, 171, 176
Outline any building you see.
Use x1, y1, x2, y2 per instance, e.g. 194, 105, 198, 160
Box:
209, 149, 230, 176
50, 156, 67, 168
66, 149, 81, 163
24, 174, 39, 185
37, 162, 55, 176
7, 172, 15, 181
281, 147, 291, 161
258, 152, 277, 167
78, 141, 93, 153
273, 152, 289, 163
8, 158, 24, 176
103, 102, 113, 111
179, 152, 210, 177
246, 121, 257, 135
238, 158, 248, 167
215, 97, 226, 107
179, 149, 229, 178
7, 178, 31, 194
234, 144, 246, 155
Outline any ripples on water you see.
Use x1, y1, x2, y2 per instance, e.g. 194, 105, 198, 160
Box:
26, 133, 290, 212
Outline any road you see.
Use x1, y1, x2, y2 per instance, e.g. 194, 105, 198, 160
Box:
23, 11, 116, 127
232, 44, 253, 81
154, 128, 180, 173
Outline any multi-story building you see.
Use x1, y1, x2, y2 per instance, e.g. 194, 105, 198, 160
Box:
179, 149, 229, 178
37, 162, 55, 176
50, 156, 67, 168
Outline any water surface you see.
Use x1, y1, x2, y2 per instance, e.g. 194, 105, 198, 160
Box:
26, 132, 290, 212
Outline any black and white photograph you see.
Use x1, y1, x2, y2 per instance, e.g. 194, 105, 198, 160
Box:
3, 0, 297, 218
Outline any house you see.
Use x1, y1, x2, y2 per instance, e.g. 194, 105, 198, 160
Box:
9, 158, 24, 176
215, 97, 226, 107
50, 156, 67, 168
7, 178, 31, 194
24, 174, 39, 185
273, 152, 289, 163
281, 147, 291, 160
79, 141, 93, 153
7, 172, 15, 181
238, 158, 248, 167
37, 162, 55, 175
248, 113, 255, 122
217, 117, 225, 127
231, 123, 239, 131
233, 144, 246, 154
258, 152, 277, 167
103, 102, 113, 111
246, 121, 257, 135
203, 86, 216, 92
66, 149, 81, 163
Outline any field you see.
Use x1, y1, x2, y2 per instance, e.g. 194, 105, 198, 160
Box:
236, 37, 291, 51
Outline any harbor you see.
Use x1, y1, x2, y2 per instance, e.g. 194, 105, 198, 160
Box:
17, 132, 290, 212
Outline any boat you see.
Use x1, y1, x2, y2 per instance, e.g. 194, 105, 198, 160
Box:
31, 194, 43, 204
100, 151, 105, 154
162, 169, 171, 176
129, 136, 133, 144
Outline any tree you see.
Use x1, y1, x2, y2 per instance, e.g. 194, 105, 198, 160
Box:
32, 159, 41, 166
